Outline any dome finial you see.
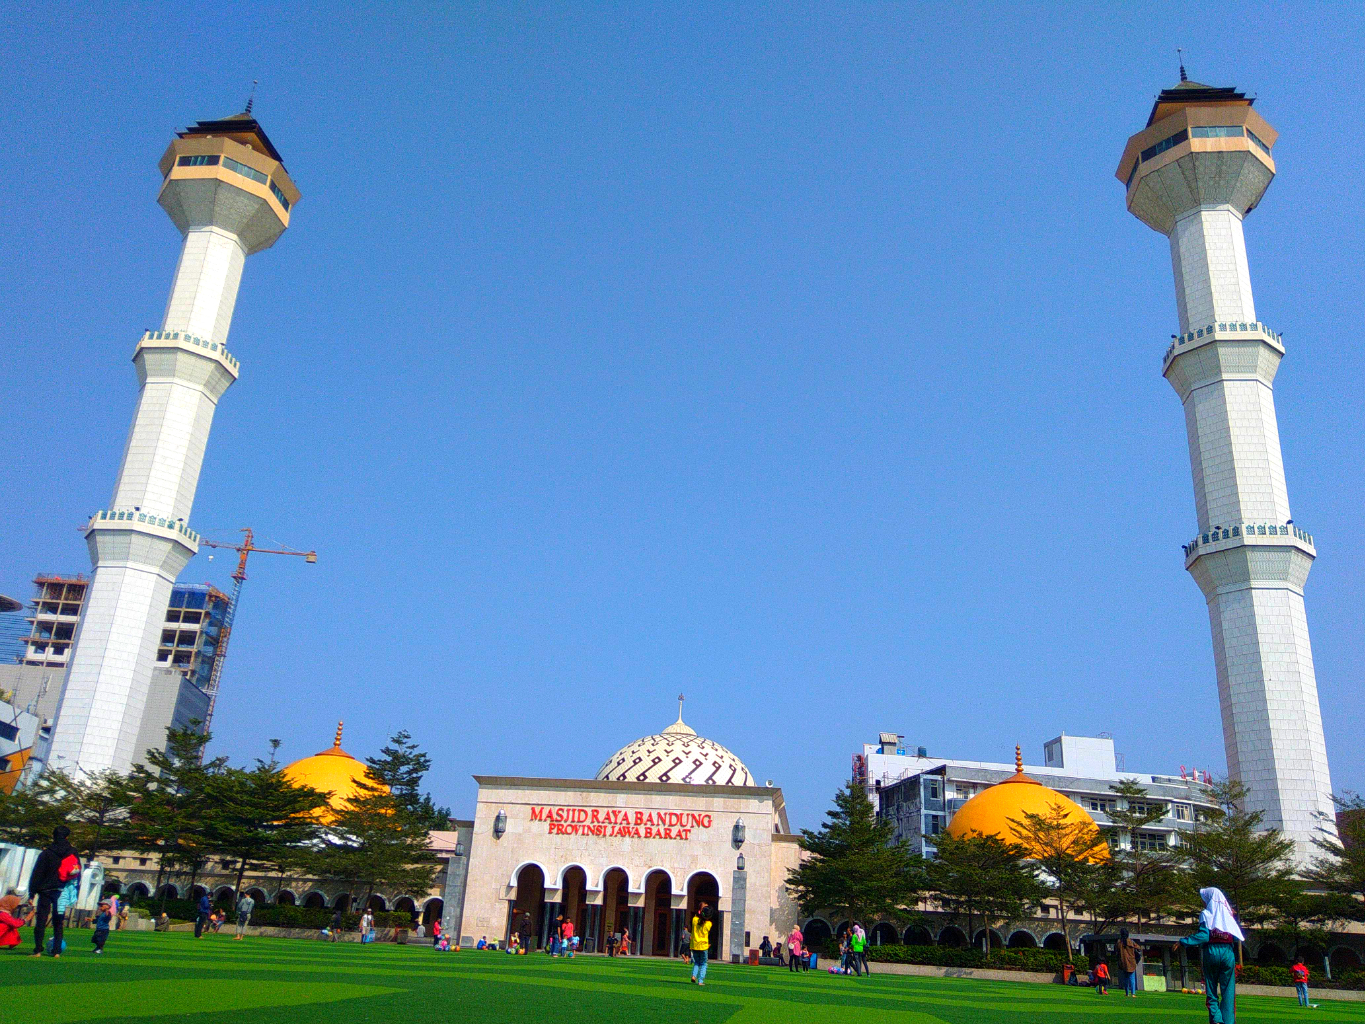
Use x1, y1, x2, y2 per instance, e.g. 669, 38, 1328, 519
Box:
677, 692, 685, 723
1015, 744, 1023, 774
1177, 47, 1188, 83
334, 721, 344, 748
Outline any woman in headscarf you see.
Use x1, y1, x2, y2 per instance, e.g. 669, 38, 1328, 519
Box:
1180, 887, 1244, 1024
1117, 927, 1143, 998
28, 825, 80, 957
0, 894, 33, 949
787, 924, 803, 973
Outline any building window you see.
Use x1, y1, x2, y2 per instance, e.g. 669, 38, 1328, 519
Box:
925, 814, 944, 836
1140, 129, 1189, 164
269, 179, 291, 211
924, 778, 941, 801
1088, 798, 1114, 813
1247, 130, 1272, 155
222, 155, 269, 185
1173, 803, 1192, 821
177, 154, 220, 167
1135, 831, 1167, 852
1129, 801, 1167, 818
1190, 125, 1244, 138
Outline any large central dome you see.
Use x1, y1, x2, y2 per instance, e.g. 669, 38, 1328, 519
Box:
596, 712, 754, 787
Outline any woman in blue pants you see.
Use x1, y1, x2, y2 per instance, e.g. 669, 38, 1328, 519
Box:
1180, 888, 1244, 1024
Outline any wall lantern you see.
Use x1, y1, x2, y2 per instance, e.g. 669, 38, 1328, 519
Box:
493, 810, 507, 839
454, 841, 465, 858
736, 853, 746, 871
732, 818, 746, 848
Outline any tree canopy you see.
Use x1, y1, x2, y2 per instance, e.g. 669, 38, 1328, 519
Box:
786, 781, 926, 927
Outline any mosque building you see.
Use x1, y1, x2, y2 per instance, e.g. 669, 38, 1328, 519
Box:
446, 704, 803, 956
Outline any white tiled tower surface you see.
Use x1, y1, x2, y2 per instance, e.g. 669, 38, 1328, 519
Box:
48, 114, 297, 775
1119, 82, 1336, 867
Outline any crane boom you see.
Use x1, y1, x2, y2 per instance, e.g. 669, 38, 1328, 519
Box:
198, 528, 316, 732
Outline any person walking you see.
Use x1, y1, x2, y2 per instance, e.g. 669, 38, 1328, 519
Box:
0, 894, 32, 950
91, 902, 112, 954
234, 892, 255, 940
787, 925, 803, 973
518, 912, 532, 954
620, 924, 630, 956
193, 891, 211, 939
329, 907, 342, 942
29, 825, 80, 957
1117, 928, 1142, 998
1092, 960, 1111, 995
1180, 887, 1244, 1024
1291, 957, 1310, 1007
851, 924, 870, 976
561, 916, 575, 958
689, 901, 713, 987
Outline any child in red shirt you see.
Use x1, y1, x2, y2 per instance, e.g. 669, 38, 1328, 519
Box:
1292, 960, 1310, 1006
1093, 961, 1111, 995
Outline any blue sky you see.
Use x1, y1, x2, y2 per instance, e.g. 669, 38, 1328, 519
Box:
2, 3, 1362, 829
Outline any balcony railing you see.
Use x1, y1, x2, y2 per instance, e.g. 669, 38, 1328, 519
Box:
1162, 320, 1282, 368
139, 329, 240, 372
89, 509, 200, 545
1183, 522, 1314, 558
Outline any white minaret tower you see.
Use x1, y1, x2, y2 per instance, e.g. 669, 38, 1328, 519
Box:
1118, 77, 1335, 865
48, 111, 300, 775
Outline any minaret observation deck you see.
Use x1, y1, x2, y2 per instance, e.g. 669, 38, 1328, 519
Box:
48, 112, 300, 775
1117, 80, 1335, 866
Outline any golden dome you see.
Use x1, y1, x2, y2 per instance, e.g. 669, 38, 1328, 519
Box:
945, 746, 1108, 861
281, 722, 387, 820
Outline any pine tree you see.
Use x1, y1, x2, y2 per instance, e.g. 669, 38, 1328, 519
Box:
310, 774, 440, 912
785, 781, 926, 932
1008, 804, 1108, 953
1101, 780, 1185, 929
205, 761, 327, 898
1182, 778, 1297, 930
1307, 792, 1365, 924
365, 730, 452, 829
121, 724, 227, 908
927, 831, 1044, 959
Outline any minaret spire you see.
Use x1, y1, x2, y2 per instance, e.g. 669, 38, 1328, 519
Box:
1117, 78, 1336, 867
1177, 48, 1188, 82
245, 79, 258, 115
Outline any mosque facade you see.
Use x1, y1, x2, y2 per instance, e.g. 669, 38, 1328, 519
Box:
448, 711, 803, 956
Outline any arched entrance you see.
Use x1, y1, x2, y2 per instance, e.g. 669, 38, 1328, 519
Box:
333, 893, 351, 912
601, 869, 630, 951
973, 929, 1004, 951
155, 884, 178, 899
803, 918, 832, 948
642, 870, 675, 956
393, 896, 417, 923
938, 926, 966, 948
126, 882, 149, 900
686, 872, 721, 957
275, 890, 297, 906
246, 887, 268, 906
904, 925, 932, 946
871, 922, 898, 946
560, 867, 589, 950
1008, 930, 1039, 949
367, 895, 387, 912
303, 891, 326, 909
422, 898, 443, 930
511, 864, 546, 951
1331, 947, 1362, 973
1042, 932, 1069, 952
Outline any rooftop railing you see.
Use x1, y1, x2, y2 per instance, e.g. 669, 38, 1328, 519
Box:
139, 329, 240, 372
1183, 521, 1314, 557
1163, 321, 1282, 368
89, 509, 200, 545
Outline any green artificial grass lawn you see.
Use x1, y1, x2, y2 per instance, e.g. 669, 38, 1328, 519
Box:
0, 933, 1358, 1024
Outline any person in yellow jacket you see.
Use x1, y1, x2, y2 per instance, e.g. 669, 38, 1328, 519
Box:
689, 902, 713, 986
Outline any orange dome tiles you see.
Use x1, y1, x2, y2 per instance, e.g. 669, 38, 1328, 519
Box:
281, 722, 388, 821
944, 747, 1108, 862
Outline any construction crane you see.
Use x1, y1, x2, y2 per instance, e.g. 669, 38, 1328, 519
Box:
198, 528, 316, 731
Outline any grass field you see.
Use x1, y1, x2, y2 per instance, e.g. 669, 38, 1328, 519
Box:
0, 932, 1358, 1024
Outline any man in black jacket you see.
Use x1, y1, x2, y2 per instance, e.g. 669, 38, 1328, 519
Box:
29, 825, 79, 957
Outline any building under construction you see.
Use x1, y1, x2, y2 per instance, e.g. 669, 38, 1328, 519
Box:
0, 574, 230, 774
